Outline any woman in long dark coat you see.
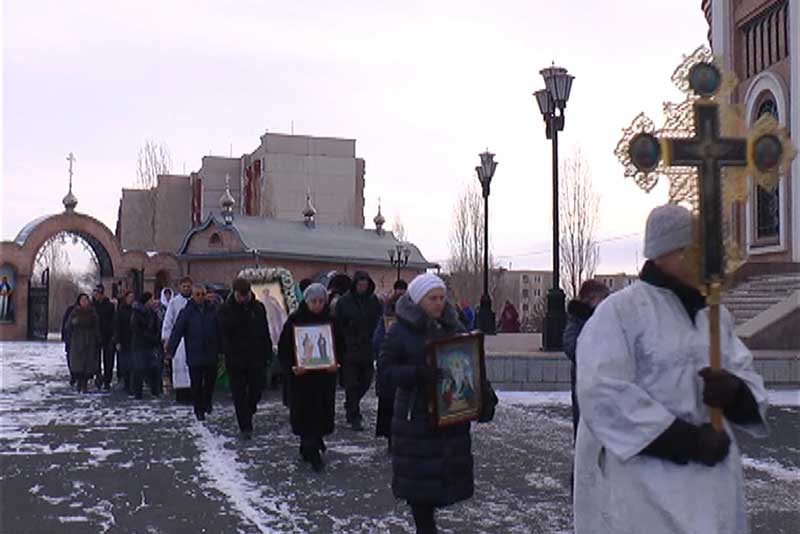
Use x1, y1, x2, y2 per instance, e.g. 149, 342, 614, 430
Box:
278, 283, 341, 472
67, 293, 101, 393
379, 274, 471, 534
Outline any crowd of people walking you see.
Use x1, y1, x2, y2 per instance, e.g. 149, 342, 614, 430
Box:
55, 204, 770, 534
59, 270, 487, 533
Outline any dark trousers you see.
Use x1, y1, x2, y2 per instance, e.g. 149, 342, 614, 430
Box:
96, 340, 115, 386
229, 366, 265, 432
410, 504, 437, 534
132, 366, 160, 398
343, 360, 374, 422
189, 365, 217, 416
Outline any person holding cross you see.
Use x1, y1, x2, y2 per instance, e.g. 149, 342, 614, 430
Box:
573, 204, 768, 534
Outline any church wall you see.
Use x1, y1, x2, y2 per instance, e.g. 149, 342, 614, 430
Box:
199, 156, 242, 220
184, 225, 246, 255
154, 175, 192, 253
119, 189, 154, 251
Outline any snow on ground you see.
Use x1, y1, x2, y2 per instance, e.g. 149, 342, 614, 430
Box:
1, 342, 799, 534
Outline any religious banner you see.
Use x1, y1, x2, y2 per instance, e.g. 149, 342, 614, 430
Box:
614, 46, 797, 429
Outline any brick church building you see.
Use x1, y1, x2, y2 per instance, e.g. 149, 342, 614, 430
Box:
702, 0, 800, 351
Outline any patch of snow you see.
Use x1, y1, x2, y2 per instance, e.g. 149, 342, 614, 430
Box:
85, 499, 116, 533
768, 390, 800, 407
742, 456, 800, 482
85, 447, 122, 466
525, 472, 563, 490
58, 516, 89, 523
189, 421, 303, 534
496, 390, 572, 406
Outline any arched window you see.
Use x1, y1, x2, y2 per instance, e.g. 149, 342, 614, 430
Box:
209, 232, 222, 248
753, 93, 780, 243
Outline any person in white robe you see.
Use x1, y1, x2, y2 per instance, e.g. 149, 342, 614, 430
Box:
162, 277, 193, 402
574, 204, 768, 534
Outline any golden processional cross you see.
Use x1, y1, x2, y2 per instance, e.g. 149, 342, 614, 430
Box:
615, 47, 796, 431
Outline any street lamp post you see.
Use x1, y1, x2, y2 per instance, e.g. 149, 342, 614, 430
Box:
388, 243, 410, 282
476, 150, 498, 335
534, 64, 574, 351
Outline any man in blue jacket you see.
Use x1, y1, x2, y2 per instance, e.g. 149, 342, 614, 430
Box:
167, 284, 221, 421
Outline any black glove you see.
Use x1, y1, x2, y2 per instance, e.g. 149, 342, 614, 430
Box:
693, 423, 731, 466
698, 368, 742, 409
642, 419, 730, 467
415, 365, 443, 386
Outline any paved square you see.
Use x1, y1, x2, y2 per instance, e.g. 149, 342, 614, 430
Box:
1, 343, 797, 533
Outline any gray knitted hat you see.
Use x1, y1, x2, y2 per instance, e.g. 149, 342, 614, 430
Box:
303, 283, 328, 303
644, 204, 694, 260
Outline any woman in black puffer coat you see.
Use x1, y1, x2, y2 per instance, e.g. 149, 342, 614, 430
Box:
278, 283, 342, 472
379, 274, 470, 534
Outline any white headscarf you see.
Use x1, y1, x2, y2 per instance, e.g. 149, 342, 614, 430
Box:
407, 273, 446, 304
160, 288, 173, 308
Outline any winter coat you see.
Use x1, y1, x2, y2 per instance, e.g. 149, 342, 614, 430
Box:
277, 301, 342, 438
114, 303, 134, 353
131, 303, 161, 352
563, 300, 593, 365
130, 303, 161, 369
379, 294, 473, 507
499, 302, 520, 333
335, 271, 383, 365
67, 307, 101, 375
219, 293, 273, 370
166, 300, 221, 368
374, 295, 401, 399
92, 297, 116, 344
61, 304, 75, 354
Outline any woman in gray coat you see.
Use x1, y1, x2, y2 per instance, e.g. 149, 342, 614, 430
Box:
67, 293, 101, 393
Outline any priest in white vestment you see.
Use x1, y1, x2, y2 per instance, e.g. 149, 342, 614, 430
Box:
162, 277, 193, 400
574, 204, 768, 534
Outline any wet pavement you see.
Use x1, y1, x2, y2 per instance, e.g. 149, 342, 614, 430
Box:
1, 342, 798, 533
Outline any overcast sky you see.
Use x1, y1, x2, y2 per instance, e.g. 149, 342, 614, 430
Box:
2, 0, 709, 274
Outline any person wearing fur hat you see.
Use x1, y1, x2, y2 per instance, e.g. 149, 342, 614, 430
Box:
278, 283, 342, 472
573, 204, 769, 534
379, 273, 472, 534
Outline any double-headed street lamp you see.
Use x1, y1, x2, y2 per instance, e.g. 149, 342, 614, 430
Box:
388, 243, 410, 282
476, 150, 498, 335
534, 64, 574, 351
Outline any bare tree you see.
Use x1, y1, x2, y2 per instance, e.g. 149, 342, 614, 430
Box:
135, 140, 172, 245
559, 149, 600, 300
521, 296, 547, 333
136, 140, 172, 189
392, 216, 407, 242
32, 234, 99, 332
448, 182, 491, 307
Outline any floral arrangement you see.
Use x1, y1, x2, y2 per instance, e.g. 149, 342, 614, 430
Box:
237, 266, 299, 313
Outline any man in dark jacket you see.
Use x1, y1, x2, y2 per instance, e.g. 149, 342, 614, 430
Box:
562, 279, 609, 439
335, 271, 382, 431
61, 303, 76, 385
130, 292, 162, 399
219, 277, 273, 439
166, 285, 222, 421
113, 291, 135, 393
92, 283, 116, 390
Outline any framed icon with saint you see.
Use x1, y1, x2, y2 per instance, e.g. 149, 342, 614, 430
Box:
425, 332, 485, 428
293, 323, 338, 372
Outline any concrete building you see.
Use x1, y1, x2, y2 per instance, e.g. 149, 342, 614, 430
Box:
117, 132, 366, 254
594, 273, 638, 293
